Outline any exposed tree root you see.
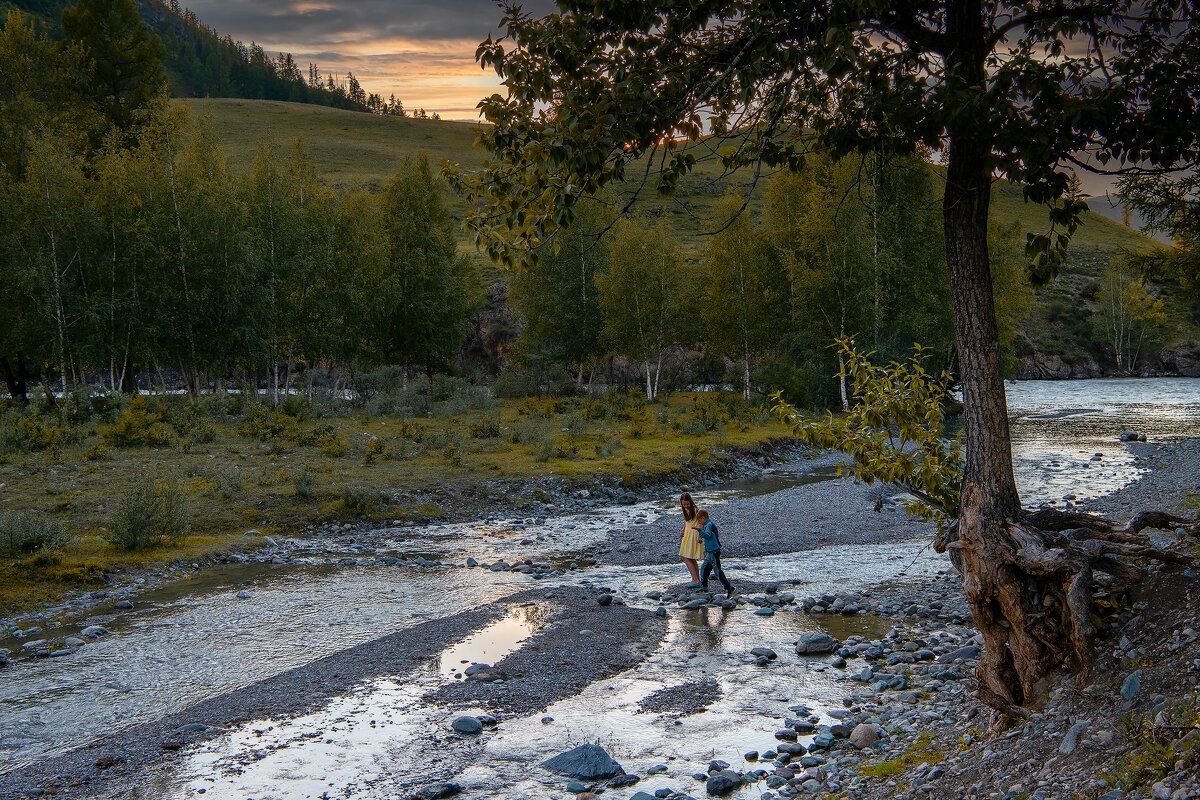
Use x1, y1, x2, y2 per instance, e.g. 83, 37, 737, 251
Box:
935, 508, 1200, 718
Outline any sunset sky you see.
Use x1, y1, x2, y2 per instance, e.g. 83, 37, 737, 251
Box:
181, 0, 553, 120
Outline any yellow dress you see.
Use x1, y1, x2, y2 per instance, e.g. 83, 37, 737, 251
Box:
679, 519, 706, 560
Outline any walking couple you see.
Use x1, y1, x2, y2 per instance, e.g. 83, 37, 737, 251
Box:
678, 491, 734, 597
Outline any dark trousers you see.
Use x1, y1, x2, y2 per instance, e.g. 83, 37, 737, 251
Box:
700, 550, 733, 592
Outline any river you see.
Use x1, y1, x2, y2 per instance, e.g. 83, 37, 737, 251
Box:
1, 378, 1197, 798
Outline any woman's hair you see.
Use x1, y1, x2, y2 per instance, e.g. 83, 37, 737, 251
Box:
680, 491, 697, 521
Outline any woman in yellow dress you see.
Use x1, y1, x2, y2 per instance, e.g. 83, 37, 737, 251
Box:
678, 491, 705, 587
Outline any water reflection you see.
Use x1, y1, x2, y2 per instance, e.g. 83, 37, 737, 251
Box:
1006, 377, 1200, 506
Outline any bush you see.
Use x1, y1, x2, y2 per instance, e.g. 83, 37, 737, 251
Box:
468, 416, 502, 439
100, 398, 174, 448
317, 430, 349, 458
0, 511, 69, 555
237, 404, 298, 441
363, 437, 388, 465
339, 486, 379, 517
293, 470, 315, 499
106, 480, 190, 552
0, 409, 70, 453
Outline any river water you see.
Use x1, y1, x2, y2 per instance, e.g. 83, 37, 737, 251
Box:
1, 378, 1197, 796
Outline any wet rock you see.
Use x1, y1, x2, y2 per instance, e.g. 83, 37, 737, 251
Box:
176, 723, 208, 733
451, 716, 483, 735
160, 741, 183, 751
754, 608, 775, 617
795, 632, 838, 654
411, 784, 462, 800
705, 770, 742, 796
609, 775, 641, 788
750, 647, 777, 660
646, 765, 669, 775
849, 723, 881, 749
655, 607, 668, 617
115, 600, 134, 610
540, 743, 626, 780
774, 729, 798, 741
744, 751, 759, 761
542, 716, 554, 724
628, 793, 657, 800
235, 591, 251, 600
597, 594, 613, 606
80, 626, 109, 638
565, 780, 587, 794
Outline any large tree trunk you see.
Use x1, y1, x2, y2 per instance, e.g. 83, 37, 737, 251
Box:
938, 1, 1200, 722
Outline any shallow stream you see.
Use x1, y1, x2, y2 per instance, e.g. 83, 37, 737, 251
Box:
1, 378, 1197, 795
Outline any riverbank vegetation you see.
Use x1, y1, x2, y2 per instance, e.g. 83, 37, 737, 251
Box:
0, 385, 790, 613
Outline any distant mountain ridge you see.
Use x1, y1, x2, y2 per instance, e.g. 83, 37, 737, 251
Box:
1, 0, 393, 113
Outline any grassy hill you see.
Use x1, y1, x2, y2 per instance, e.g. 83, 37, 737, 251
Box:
186, 98, 1155, 253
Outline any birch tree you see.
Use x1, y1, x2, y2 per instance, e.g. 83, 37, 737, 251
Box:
596, 218, 689, 401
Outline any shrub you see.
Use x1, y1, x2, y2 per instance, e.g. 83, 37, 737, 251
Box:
317, 430, 349, 458
293, 470, 315, 499
0, 511, 69, 555
101, 398, 174, 448
468, 417, 502, 439
363, 437, 388, 465
338, 486, 379, 517
237, 404, 298, 441
106, 480, 190, 552
1, 409, 69, 453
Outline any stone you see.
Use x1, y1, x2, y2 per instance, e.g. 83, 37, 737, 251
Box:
1059, 720, 1090, 755
750, 647, 778, 659
566, 780, 587, 793
1121, 670, 1142, 701
597, 594, 613, 606
744, 751, 759, 761
540, 743, 626, 780
80, 626, 109, 638
609, 775, 641, 788
647, 764, 669, 775
705, 770, 741, 796
115, 600, 134, 610
774, 729, 798, 741
794, 632, 839, 654
655, 607, 668, 617
628, 793, 657, 800
754, 608, 775, 617
936, 645, 980, 663
413, 784, 462, 800
451, 716, 483, 735
176, 723, 208, 733
849, 723, 881, 749
236, 591, 251, 600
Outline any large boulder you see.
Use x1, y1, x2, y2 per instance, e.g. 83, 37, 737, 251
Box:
794, 631, 839, 655
1160, 340, 1200, 377
705, 770, 742, 796
540, 743, 626, 780
849, 723, 881, 749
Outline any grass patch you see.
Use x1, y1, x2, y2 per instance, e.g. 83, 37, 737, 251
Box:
0, 389, 793, 615
859, 732, 945, 779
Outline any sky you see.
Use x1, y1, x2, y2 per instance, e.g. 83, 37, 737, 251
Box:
181, 0, 553, 120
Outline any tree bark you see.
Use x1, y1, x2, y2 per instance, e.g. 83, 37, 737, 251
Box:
1, 358, 20, 404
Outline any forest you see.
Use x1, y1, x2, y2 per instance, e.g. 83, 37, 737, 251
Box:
2, 0, 1194, 420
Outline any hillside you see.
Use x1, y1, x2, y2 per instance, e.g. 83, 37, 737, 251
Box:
2, 0, 374, 112
186, 98, 1156, 250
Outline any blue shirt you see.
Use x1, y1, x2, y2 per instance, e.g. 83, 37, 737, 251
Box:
699, 520, 721, 552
